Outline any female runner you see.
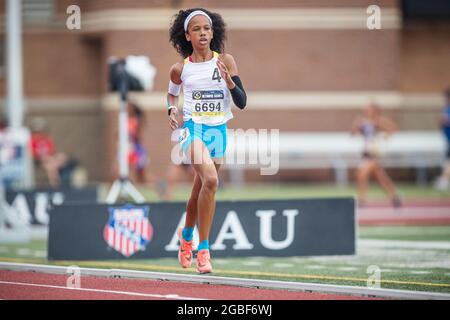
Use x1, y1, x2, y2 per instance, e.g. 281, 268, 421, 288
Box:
167, 8, 247, 273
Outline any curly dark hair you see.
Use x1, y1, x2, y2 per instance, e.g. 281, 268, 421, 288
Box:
169, 8, 227, 58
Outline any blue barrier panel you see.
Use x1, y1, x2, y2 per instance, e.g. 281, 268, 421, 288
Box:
6, 186, 99, 225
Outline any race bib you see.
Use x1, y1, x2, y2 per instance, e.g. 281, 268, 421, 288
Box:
191, 90, 225, 124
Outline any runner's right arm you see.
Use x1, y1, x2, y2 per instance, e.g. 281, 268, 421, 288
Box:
167, 62, 183, 130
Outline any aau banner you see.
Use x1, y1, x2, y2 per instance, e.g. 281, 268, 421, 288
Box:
6, 186, 99, 225
48, 198, 355, 260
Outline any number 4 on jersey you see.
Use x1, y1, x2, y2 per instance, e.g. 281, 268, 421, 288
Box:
212, 68, 221, 82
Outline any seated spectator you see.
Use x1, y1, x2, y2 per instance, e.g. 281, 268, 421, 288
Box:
127, 103, 148, 184
30, 117, 81, 188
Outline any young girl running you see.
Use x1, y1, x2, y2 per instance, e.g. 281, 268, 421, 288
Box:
167, 8, 247, 273
351, 104, 401, 208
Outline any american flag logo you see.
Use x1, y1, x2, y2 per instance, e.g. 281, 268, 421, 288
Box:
103, 205, 153, 257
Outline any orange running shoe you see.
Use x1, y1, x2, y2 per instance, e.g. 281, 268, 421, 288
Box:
196, 249, 212, 274
178, 228, 193, 268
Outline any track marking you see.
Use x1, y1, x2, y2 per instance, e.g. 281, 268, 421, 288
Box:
409, 271, 432, 275
0, 280, 205, 300
338, 267, 359, 272
242, 261, 262, 266
305, 265, 326, 270
33, 251, 46, 258
273, 263, 294, 268
16, 249, 31, 256
1, 257, 449, 289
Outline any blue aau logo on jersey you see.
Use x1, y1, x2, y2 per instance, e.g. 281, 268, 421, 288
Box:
103, 204, 153, 257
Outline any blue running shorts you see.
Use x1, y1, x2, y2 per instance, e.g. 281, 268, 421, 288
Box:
179, 119, 227, 159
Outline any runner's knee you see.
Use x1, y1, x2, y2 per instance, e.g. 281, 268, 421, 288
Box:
202, 174, 218, 192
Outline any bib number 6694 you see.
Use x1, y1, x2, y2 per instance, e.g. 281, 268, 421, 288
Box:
194, 102, 221, 112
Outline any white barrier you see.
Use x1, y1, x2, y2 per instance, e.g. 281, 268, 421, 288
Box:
225, 130, 446, 186
0, 184, 30, 243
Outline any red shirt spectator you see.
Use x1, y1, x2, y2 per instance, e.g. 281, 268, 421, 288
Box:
128, 116, 139, 141
31, 132, 55, 160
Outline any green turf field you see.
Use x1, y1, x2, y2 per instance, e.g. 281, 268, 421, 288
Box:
1, 183, 449, 294
99, 182, 450, 202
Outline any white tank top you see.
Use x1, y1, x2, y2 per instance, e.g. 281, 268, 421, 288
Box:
180, 51, 233, 126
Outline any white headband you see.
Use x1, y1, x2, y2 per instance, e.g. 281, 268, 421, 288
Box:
184, 10, 212, 32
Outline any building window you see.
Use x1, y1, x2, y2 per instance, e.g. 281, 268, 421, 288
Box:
23, 0, 55, 24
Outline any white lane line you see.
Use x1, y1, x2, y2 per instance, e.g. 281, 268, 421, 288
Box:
16, 249, 31, 256
380, 269, 396, 273
32, 251, 46, 258
409, 271, 432, 275
359, 240, 450, 250
241, 261, 262, 266
305, 265, 326, 270
272, 263, 293, 268
0, 281, 206, 300
337, 267, 359, 272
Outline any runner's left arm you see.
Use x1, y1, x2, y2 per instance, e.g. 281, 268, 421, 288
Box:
217, 54, 247, 109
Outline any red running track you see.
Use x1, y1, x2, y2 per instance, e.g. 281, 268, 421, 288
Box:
358, 202, 450, 226
0, 270, 373, 300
